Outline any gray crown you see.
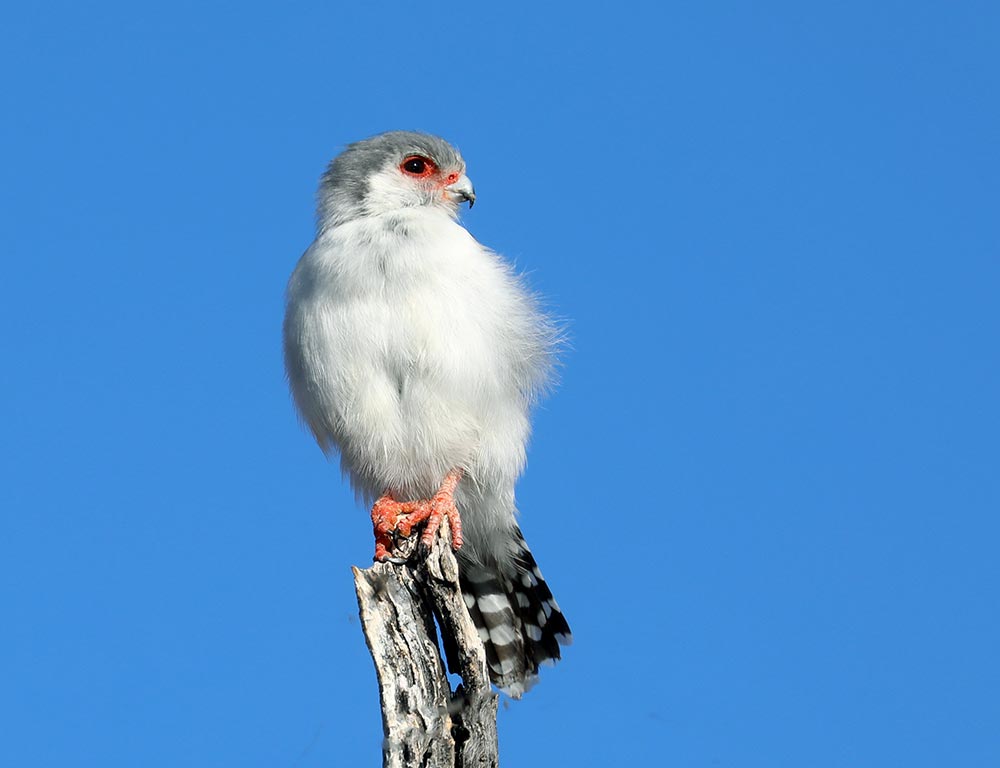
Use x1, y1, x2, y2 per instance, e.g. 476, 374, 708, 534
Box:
317, 131, 465, 227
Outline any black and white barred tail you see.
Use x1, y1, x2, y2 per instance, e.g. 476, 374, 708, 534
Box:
457, 527, 571, 697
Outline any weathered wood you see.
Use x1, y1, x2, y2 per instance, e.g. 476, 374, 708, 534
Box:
353, 525, 499, 768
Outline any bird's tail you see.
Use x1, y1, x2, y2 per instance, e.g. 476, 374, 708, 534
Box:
457, 527, 571, 697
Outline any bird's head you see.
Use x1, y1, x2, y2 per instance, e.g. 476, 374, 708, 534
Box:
317, 131, 475, 228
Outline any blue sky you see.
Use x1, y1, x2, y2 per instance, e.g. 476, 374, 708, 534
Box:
2, 1, 998, 766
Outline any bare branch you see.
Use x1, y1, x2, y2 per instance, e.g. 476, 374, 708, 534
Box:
353, 526, 499, 768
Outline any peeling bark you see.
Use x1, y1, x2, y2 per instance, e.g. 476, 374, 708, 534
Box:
353, 525, 499, 768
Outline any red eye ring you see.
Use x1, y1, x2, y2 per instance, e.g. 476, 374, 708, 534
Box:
400, 155, 436, 178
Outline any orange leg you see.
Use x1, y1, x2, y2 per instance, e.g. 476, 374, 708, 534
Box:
370, 469, 464, 561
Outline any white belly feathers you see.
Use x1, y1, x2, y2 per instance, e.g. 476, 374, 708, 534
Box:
284, 209, 536, 500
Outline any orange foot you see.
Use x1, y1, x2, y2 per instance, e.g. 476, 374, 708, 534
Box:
371, 469, 465, 562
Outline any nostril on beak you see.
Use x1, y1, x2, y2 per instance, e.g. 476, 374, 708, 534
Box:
446, 174, 476, 209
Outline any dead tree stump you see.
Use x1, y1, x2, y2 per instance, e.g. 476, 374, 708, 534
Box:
353, 525, 499, 768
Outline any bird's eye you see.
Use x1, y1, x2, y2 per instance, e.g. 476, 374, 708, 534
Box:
400, 155, 435, 177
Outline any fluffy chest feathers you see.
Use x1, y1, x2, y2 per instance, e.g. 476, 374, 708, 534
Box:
284, 209, 550, 496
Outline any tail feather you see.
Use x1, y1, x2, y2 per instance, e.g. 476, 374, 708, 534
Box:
458, 527, 571, 697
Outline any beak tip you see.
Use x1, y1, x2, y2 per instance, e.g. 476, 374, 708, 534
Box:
446, 174, 476, 209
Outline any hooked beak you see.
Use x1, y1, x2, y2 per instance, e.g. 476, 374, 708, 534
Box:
445, 174, 476, 208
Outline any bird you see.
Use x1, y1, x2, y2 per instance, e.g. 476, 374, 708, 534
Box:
283, 131, 570, 696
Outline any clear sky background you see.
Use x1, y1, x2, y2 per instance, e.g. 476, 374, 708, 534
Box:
2, 2, 998, 766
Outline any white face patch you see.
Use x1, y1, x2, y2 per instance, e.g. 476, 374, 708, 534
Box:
363, 165, 425, 213
363, 163, 459, 219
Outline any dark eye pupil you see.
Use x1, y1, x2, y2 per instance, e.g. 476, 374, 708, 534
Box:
404, 158, 426, 174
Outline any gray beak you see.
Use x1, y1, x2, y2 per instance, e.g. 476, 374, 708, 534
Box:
446, 174, 476, 208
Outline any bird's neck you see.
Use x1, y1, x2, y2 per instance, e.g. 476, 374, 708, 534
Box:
313, 207, 474, 291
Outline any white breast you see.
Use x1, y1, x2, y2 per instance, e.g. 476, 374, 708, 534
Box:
284, 209, 547, 501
